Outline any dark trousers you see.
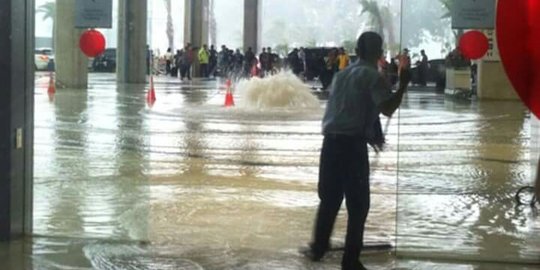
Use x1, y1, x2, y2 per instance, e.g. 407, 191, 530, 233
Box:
312, 134, 370, 269
200, 63, 208, 77
180, 64, 191, 80
166, 60, 172, 75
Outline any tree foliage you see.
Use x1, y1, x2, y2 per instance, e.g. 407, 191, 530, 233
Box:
37, 1, 55, 21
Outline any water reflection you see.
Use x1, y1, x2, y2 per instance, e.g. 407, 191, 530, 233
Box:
397, 90, 539, 262
32, 76, 540, 268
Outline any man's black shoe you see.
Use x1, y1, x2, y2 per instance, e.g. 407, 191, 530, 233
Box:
299, 245, 326, 262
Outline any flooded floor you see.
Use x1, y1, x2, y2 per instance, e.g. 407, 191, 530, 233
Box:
18, 73, 540, 269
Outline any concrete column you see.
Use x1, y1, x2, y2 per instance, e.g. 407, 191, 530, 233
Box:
0, 0, 34, 240
243, 0, 261, 53
477, 60, 519, 100
118, 0, 148, 84
184, 0, 209, 78
184, 0, 209, 48
55, 0, 88, 89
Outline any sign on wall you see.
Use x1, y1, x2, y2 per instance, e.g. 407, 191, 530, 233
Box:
482, 30, 500, 61
75, 0, 113, 29
452, 0, 496, 29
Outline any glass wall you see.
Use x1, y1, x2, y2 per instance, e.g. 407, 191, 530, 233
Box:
397, 0, 540, 264
30, 0, 540, 267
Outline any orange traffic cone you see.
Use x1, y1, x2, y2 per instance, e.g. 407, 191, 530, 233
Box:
47, 72, 55, 95
147, 75, 156, 104
224, 79, 235, 107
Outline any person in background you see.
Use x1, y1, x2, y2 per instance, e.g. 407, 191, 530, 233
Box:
419, 49, 429, 86
397, 48, 411, 76
259, 48, 269, 77
320, 48, 339, 90
338, 47, 350, 71
302, 32, 411, 270
233, 49, 244, 75
209, 45, 218, 78
244, 47, 256, 76
186, 43, 194, 80
164, 48, 173, 75
198, 44, 210, 78
218, 45, 229, 77
267, 47, 278, 74
388, 58, 399, 86
171, 49, 181, 77
288, 48, 301, 75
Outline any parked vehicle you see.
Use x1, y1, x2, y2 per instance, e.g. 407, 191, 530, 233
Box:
92, 48, 116, 72
35, 48, 54, 71
411, 59, 446, 89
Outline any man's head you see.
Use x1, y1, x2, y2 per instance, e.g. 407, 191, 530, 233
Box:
267, 47, 272, 52
355, 32, 383, 63
403, 48, 409, 55
262, 48, 266, 52
421, 49, 425, 55
203, 44, 208, 49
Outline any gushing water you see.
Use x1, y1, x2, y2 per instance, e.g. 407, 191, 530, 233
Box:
236, 71, 320, 110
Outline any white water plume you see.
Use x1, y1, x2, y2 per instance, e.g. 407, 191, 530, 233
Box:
236, 71, 321, 110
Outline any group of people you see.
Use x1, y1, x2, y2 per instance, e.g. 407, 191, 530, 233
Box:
154, 42, 431, 95
158, 44, 284, 81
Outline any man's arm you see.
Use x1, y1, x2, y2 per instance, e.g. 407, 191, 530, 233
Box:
378, 69, 411, 117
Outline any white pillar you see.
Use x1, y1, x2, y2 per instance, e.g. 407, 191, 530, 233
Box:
55, 0, 88, 89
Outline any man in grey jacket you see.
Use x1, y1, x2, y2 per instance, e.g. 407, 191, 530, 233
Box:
302, 32, 411, 270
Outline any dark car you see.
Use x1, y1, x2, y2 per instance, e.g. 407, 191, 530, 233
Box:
303, 47, 334, 81
411, 59, 446, 89
92, 48, 116, 72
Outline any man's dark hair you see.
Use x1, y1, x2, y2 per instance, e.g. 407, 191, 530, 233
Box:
356, 32, 383, 61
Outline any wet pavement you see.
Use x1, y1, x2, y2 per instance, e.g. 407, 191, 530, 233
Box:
15, 73, 540, 269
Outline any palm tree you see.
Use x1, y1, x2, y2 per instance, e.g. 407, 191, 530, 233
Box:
358, 0, 397, 55
163, 0, 174, 50
440, 0, 453, 19
359, 0, 384, 35
37, 1, 56, 49
439, 0, 462, 43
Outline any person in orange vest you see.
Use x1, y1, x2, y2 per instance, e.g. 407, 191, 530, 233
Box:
337, 47, 350, 71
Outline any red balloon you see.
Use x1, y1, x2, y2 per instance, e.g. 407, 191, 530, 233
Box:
458, 31, 489, 60
497, 0, 540, 118
79, 29, 106, 58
